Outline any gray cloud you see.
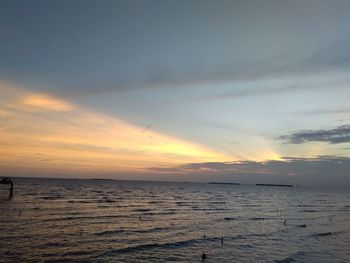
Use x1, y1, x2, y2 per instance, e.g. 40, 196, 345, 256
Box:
62, 46, 350, 99
198, 85, 302, 101
278, 125, 350, 144
296, 108, 350, 115
147, 156, 350, 188
2, 0, 350, 100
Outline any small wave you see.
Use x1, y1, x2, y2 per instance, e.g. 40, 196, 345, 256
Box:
224, 217, 273, 221
44, 242, 61, 247
274, 251, 306, 263
42, 214, 122, 222
248, 233, 269, 237
175, 201, 192, 206
96, 237, 201, 257
224, 217, 237, 221
39, 241, 72, 248
67, 200, 96, 204
101, 199, 116, 203
42, 195, 63, 200
0, 234, 33, 241
209, 233, 266, 241
337, 208, 350, 211
192, 207, 231, 211
311, 231, 338, 237
95, 229, 125, 236
297, 224, 307, 228
97, 205, 112, 208
95, 226, 169, 236
133, 208, 151, 212
143, 211, 176, 216
238, 243, 254, 248
316, 232, 332, 237
133, 227, 169, 234
61, 249, 100, 257
208, 201, 226, 204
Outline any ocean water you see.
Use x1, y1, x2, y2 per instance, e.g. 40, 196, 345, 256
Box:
0, 178, 349, 263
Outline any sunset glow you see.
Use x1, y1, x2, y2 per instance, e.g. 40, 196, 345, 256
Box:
0, 81, 233, 176
1, 0, 349, 186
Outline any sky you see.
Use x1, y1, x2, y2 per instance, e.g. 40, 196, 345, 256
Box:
1, 0, 350, 187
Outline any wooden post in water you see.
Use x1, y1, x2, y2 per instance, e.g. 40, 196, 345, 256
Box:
9, 181, 13, 199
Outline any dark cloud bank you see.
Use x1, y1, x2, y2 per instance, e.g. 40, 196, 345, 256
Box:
148, 156, 350, 188
279, 125, 350, 144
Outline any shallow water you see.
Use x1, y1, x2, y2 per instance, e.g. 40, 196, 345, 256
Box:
0, 178, 349, 262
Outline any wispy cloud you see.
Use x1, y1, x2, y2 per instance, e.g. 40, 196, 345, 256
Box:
278, 125, 350, 144
45, 42, 350, 99
198, 85, 299, 101
21, 94, 74, 111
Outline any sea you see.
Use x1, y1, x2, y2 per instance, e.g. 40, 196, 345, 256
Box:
0, 178, 349, 263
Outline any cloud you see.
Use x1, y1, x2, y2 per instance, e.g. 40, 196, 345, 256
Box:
278, 125, 350, 144
147, 156, 350, 187
21, 94, 74, 111
296, 108, 350, 115
35, 40, 350, 100
198, 85, 299, 101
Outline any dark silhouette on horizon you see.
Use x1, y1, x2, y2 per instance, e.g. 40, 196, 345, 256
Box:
0, 177, 13, 199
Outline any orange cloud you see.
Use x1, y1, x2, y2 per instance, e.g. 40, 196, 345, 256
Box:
21, 94, 74, 111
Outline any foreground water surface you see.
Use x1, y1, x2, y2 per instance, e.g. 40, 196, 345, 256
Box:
0, 178, 349, 262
